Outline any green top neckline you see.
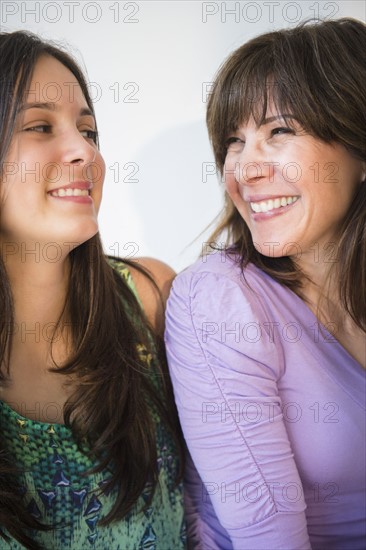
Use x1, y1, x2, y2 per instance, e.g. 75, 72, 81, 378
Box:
0, 399, 69, 431
0, 258, 141, 429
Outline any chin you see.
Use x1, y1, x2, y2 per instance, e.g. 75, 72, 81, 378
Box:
54, 222, 100, 251
252, 240, 298, 258
77, 218, 99, 236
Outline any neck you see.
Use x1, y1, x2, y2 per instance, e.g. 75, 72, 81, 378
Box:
3, 252, 71, 354
0, 252, 74, 412
296, 249, 350, 330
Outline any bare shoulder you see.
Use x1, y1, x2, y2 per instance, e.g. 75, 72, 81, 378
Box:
128, 257, 176, 336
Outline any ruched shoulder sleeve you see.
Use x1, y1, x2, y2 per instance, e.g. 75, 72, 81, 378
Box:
165, 261, 311, 550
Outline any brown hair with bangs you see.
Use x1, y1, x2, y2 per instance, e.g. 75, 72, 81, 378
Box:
206, 18, 366, 329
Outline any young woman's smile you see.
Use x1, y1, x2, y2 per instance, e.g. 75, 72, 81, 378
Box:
48, 181, 93, 203
0, 55, 105, 250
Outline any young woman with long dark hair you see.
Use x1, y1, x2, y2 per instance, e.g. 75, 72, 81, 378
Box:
0, 31, 185, 549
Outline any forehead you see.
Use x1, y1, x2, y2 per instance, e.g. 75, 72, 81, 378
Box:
25, 55, 86, 107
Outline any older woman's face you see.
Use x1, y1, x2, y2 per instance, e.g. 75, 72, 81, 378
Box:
224, 104, 365, 264
0, 55, 105, 255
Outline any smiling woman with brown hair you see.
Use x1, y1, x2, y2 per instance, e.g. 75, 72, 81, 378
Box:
165, 18, 366, 550
0, 31, 185, 549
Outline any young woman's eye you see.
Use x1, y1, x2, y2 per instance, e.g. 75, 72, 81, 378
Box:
271, 127, 294, 137
24, 125, 51, 133
80, 129, 98, 143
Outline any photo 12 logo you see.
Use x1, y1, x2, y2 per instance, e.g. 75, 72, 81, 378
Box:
0, 1, 140, 25
201, 2, 340, 24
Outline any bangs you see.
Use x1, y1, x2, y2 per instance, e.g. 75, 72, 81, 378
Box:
209, 67, 304, 169
223, 69, 299, 132
208, 38, 315, 170
207, 20, 366, 171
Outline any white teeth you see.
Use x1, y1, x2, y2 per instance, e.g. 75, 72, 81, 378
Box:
51, 188, 89, 197
250, 196, 298, 213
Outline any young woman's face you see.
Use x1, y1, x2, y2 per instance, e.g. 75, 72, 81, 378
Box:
224, 104, 365, 263
0, 55, 105, 254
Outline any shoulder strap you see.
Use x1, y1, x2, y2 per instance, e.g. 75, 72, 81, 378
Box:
107, 257, 142, 307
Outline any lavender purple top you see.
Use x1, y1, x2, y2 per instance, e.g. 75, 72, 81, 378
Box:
165, 252, 366, 550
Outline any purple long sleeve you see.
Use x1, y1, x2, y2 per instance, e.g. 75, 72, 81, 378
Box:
165, 253, 366, 550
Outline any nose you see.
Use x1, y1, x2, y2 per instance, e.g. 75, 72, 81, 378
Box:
233, 137, 272, 186
60, 128, 97, 167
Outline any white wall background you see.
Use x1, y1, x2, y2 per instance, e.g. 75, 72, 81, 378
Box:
1, 0, 365, 271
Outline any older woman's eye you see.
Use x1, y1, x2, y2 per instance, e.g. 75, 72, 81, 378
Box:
271, 127, 294, 136
225, 137, 245, 150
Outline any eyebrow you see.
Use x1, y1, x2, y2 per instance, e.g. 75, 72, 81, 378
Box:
19, 102, 94, 117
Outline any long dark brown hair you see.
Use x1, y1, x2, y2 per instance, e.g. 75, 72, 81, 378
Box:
206, 18, 366, 330
0, 31, 182, 549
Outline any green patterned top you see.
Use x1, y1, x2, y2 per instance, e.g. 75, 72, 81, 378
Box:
0, 259, 185, 550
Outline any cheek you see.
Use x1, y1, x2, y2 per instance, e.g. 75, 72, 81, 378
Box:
85, 153, 105, 187
223, 160, 239, 198
0, 176, 18, 205
223, 165, 251, 226
95, 154, 106, 186
92, 154, 105, 212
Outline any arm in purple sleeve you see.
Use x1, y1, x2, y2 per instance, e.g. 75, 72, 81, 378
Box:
165, 268, 311, 550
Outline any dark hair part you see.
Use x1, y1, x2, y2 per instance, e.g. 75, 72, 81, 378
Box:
206, 18, 366, 329
0, 31, 182, 548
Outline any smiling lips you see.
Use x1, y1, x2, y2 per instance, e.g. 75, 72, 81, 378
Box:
48, 181, 93, 202
250, 195, 299, 213
50, 188, 89, 197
